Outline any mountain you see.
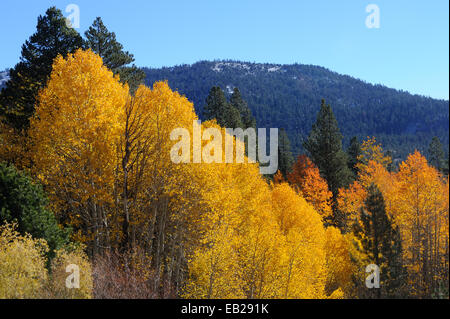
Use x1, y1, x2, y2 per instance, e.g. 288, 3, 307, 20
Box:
143, 61, 449, 161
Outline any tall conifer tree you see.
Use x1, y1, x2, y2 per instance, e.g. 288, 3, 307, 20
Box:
278, 128, 294, 178
0, 7, 83, 130
84, 17, 145, 92
347, 136, 361, 177
304, 99, 352, 197
355, 184, 407, 298
229, 87, 256, 129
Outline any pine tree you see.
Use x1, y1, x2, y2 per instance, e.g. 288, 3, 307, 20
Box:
356, 184, 407, 298
428, 136, 446, 173
229, 88, 256, 129
203, 86, 226, 123
0, 162, 70, 257
229, 87, 258, 161
304, 99, 352, 198
0, 7, 83, 130
382, 223, 408, 298
84, 17, 145, 92
278, 128, 294, 178
347, 136, 361, 177
203, 86, 242, 128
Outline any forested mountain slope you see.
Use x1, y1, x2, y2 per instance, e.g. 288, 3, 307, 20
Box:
143, 61, 449, 159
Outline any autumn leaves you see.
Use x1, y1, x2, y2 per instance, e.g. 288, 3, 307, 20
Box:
337, 140, 449, 297
170, 122, 279, 174
21, 49, 351, 298
2, 48, 448, 299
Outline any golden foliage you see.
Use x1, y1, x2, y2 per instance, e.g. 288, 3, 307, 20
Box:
11, 48, 446, 299
338, 149, 449, 297
337, 159, 393, 230
357, 136, 392, 170
0, 223, 49, 298
271, 183, 327, 298
324, 227, 358, 297
28, 49, 129, 249
387, 151, 449, 296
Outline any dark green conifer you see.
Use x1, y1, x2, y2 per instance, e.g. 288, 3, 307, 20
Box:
347, 136, 361, 177
278, 128, 294, 178
0, 162, 70, 257
230, 88, 256, 129
304, 99, 352, 197
84, 17, 145, 92
203, 86, 242, 128
355, 184, 407, 298
0, 7, 83, 130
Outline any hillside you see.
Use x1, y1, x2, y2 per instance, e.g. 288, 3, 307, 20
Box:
143, 61, 449, 160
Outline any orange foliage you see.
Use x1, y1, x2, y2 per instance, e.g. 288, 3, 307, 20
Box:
287, 155, 333, 220
337, 181, 366, 230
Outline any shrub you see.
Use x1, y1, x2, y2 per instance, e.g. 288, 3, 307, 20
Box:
45, 244, 93, 299
0, 222, 49, 298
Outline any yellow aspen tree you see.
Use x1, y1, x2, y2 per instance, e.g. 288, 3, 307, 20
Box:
181, 121, 285, 298
183, 223, 243, 299
337, 159, 394, 231
271, 183, 327, 298
356, 136, 392, 171
28, 49, 129, 254
388, 151, 449, 297
129, 81, 204, 292
324, 226, 358, 298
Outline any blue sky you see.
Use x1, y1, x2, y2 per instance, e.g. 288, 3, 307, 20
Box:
0, 0, 448, 99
